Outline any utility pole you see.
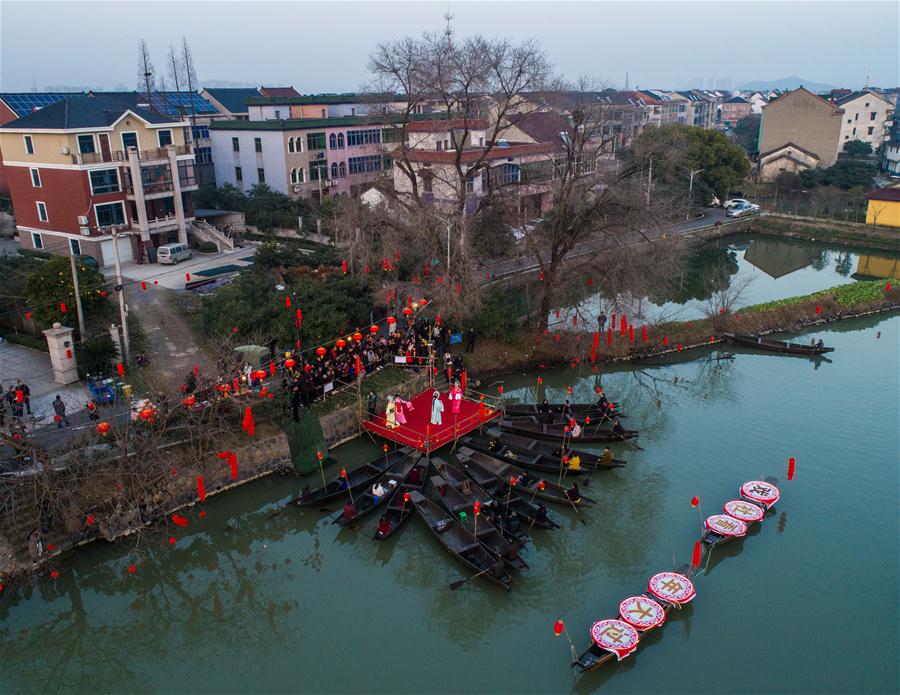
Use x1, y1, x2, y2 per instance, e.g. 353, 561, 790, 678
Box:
111, 232, 131, 362
688, 168, 703, 219
69, 254, 86, 342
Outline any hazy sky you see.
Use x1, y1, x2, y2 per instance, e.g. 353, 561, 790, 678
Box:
1, 1, 897, 93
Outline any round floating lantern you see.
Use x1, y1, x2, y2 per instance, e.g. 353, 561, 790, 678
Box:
647, 571, 696, 605
316, 347, 327, 357
589, 619, 640, 661
723, 499, 764, 523
96, 421, 111, 435
740, 480, 780, 509
705, 513, 748, 537
619, 596, 666, 631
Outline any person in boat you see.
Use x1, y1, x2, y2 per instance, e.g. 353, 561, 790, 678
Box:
570, 421, 583, 438
376, 515, 392, 538
341, 501, 357, 520
491, 556, 506, 579
488, 438, 498, 451
612, 420, 626, 436
301, 484, 313, 502
372, 482, 386, 502
519, 472, 536, 487
566, 483, 581, 503
407, 467, 421, 486
538, 398, 552, 423
596, 393, 610, 411
561, 399, 572, 416
535, 504, 548, 524
566, 453, 582, 471
507, 510, 522, 536
816, 339, 824, 350
601, 447, 613, 465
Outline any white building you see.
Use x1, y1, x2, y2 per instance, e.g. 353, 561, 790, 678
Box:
835, 90, 894, 151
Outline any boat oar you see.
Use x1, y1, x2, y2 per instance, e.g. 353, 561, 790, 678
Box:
565, 493, 589, 526
450, 567, 492, 591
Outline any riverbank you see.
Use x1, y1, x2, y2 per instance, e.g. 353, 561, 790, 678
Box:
744, 215, 900, 252
461, 280, 899, 380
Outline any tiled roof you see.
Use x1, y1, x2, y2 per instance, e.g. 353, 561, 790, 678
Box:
764, 87, 843, 114
259, 86, 301, 98
0, 95, 177, 130
209, 112, 433, 131
759, 141, 821, 161
725, 96, 749, 104
0, 92, 84, 117
246, 92, 405, 106
835, 90, 890, 106
505, 112, 570, 144
202, 87, 262, 114
396, 142, 558, 164
405, 118, 488, 132
866, 187, 900, 202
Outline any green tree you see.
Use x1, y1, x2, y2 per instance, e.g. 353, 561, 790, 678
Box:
818, 160, 876, 190
732, 114, 762, 154
23, 257, 109, 330
629, 124, 751, 200
842, 139, 873, 156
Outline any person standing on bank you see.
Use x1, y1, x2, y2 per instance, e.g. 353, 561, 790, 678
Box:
52, 395, 69, 428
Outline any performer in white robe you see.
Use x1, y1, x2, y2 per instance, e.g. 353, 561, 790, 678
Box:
430, 391, 444, 426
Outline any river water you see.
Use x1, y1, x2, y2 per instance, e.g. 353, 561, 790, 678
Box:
2, 309, 897, 694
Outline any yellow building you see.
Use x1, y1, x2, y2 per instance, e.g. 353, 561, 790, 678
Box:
865, 188, 900, 228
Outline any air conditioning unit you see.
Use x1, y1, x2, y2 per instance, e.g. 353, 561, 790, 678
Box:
80, 227, 91, 236
60, 146, 70, 155
77, 215, 89, 225
315, 152, 325, 160
292, 185, 301, 192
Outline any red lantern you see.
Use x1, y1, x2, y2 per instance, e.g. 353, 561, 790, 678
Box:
316, 451, 324, 461
183, 395, 196, 407
691, 496, 700, 508
403, 307, 412, 317
315, 347, 327, 357
59, 302, 67, 314
539, 271, 544, 282
553, 619, 565, 636
284, 357, 296, 369
185, 273, 191, 282
538, 481, 546, 490
171, 514, 189, 527
692, 541, 702, 570
285, 295, 292, 308
25, 311, 33, 319
96, 421, 111, 435
420, 299, 428, 307
662, 337, 669, 346
383, 444, 389, 453
585, 416, 591, 424
537, 376, 543, 384
295, 309, 303, 327
254, 369, 267, 380
335, 339, 347, 350
509, 476, 518, 486
269, 361, 276, 375
353, 331, 363, 342
370, 324, 379, 334
473, 500, 481, 516
140, 281, 147, 291
677, 343, 683, 351
65, 348, 72, 359
788, 456, 796, 481
116, 362, 125, 377
242, 406, 255, 436
886, 282, 892, 292
341, 260, 348, 274
815, 305, 821, 315
403, 492, 411, 504
340, 468, 348, 479
139, 407, 155, 421
386, 316, 396, 326
497, 385, 503, 395
197, 475, 207, 502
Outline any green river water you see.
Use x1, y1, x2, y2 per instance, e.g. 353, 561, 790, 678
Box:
1, 237, 898, 694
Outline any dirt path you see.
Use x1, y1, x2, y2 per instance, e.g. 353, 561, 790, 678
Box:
128, 287, 213, 389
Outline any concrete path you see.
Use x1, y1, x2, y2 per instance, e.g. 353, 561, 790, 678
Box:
0, 340, 86, 426
102, 242, 258, 289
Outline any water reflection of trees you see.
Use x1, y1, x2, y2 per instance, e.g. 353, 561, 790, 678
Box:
645, 244, 740, 305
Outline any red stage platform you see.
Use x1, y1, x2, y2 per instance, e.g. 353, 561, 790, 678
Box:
362, 388, 499, 453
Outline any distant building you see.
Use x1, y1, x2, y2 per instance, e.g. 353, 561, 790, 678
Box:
200, 87, 263, 120
720, 96, 751, 127
245, 93, 409, 121
865, 187, 900, 227
746, 92, 768, 115
757, 87, 844, 181
0, 95, 198, 265
834, 90, 894, 152
882, 121, 900, 176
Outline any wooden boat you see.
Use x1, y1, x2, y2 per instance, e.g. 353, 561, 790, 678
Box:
464, 431, 626, 473
723, 332, 835, 355
456, 447, 596, 506
573, 563, 692, 673
408, 490, 513, 590
334, 455, 419, 526
702, 476, 779, 549
434, 458, 559, 531
373, 456, 430, 541
499, 416, 639, 443
503, 402, 624, 420
291, 448, 412, 507
431, 472, 529, 571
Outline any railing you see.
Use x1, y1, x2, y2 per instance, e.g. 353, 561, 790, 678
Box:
132, 214, 180, 231
70, 144, 191, 165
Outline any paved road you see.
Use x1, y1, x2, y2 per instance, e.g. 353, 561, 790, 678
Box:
486, 207, 730, 281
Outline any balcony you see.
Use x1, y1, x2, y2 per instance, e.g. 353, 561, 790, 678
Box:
71, 144, 192, 166
130, 214, 194, 233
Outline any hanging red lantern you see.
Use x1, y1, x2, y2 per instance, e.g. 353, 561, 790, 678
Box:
59, 302, 67, 314
285, 295, 292, 308
420, 299, 428, 307
242, 406, 255, 436
538, 481, 546, 491
691, 496, 700, 508
553, 619, 565, 636
585, 416, 591, 424
353, 331, 363, 342
382, 258, 389, 271
403, 307, 412, 317
139, 407, 155, 421
403, 492, 411, 504
383, 444, 389, 453
497, 385, 503, 395
788, 457, 796, 481
886, 282, 892, 292
228, 452, 238, 480
284, 357, 296, 369
677, 343, 683, 351
254, 369, 267, 380
370, 324, 379, 334
269, 361, 276, 375
335, 338, 347, 350
539, 271, 544, 282
387, 316, 396, 326
473, 500, 481, 516
316, 451, 324, 461
537, 376, 543, 384
197, 475, 207, 502
815, 305, 821, 315
116, 362, 125, 377
692, 540, 702, 569
96, 421, 111, 435
340, 468, 348, 479
509, 476, 518, 487
140, 281, 147, 291
65, 348, 72, 359
171, 514, 189, 527
183, 395, 196, 407
628, 324, 635, 342
662, 337, 669, 346
315, 347, 327, 357
25, 311, 33, 319
295, 309, 303, 328
341, 260, 348, 274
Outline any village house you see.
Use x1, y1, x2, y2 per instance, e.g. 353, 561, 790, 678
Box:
834, 90, 894, 152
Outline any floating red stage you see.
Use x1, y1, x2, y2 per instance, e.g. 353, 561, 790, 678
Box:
362, 387, 499, 453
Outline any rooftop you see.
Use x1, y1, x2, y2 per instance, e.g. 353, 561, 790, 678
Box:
405, 118, 489, 132
397, 141, 558, 164
865, 187, 900, 202
259, 86, 301, 98
209, 112, 439, 132
505, 112, 571, 144
202, 87, 262, 114
0, 95, 179, 130
246, 92, 406, 106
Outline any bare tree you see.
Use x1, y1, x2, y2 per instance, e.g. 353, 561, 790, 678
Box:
165, 43, 184, 117
136, 39, 156, 106
180, 37, 199, 131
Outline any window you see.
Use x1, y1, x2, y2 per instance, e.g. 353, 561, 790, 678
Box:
847, 118, 852, 124
307, 132, 327, 150
257, 168, 265, 183
275, 110, 282, 119
321, 109, 326, 118
436, 141, 443, 151
854, 113, 859, 121
232, 137, 240, 152
89, 168, 120, 194
77, 134, 96, 154
496, 163, 521, 185
194, 147, 212, 164
191, 125, 209, 140
329, 133, 337, 149
868, 127, 874, 135
382, 128, 400, 144
254, 137, 262, 153
337, 133, 345, 148
69, 238, 81, 256
290, 168, 298, 185
235, 166, 243, 181
36, 201, 48, 222
466, 175, 474, 193
871, 112, 877, 121
157, 130, 173, 147
339, 162, 346, 177
95, 202, 125, 227
331, 162, 339, 179
347, 154, 383, 175
295, 137, 304, 153
613, 111, 623, 120
24, 135, 34, 155
297, 168, 305, 183
288, 137, 295, 153
852, 128, 856, 135
309, 160, 328, 180
31, 232, 43, 249
121, 132, 138, 151
30, 168, 41, 187
346, 129, 381, 147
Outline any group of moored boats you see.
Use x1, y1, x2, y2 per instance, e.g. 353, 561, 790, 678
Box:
571, 476, 782, 674
290, 399, 634, 590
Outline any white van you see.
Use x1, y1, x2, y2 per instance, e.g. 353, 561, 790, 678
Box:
157, 243, 193, 265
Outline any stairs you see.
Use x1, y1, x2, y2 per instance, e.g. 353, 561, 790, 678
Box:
188, 219, 235, 252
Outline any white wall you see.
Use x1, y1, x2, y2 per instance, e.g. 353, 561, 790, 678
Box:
210, 130, 288, 194
838, 93, 893, 149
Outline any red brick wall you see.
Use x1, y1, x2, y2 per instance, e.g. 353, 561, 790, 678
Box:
0, 100, 19, 195
7, 165, 127, 233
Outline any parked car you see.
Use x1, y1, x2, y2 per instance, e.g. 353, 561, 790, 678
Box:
157, 243, 193, 265
726, 203, 757, 218
724, 198, 760, 211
